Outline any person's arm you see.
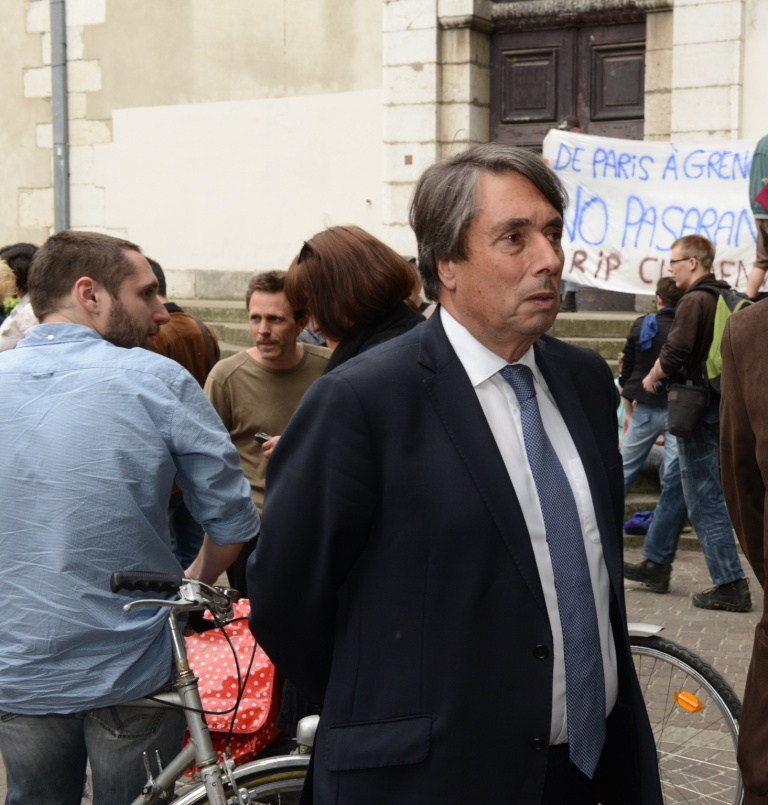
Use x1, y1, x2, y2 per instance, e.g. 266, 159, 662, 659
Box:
186, 535, 249, 585
746, 267, 767, 300
247, 372, 378, 701
720, 319, 765, 588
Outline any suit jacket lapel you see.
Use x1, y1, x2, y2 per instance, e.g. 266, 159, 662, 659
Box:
418, 315, 548, 612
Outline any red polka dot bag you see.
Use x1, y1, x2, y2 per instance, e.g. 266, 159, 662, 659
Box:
184, 600, 280, 767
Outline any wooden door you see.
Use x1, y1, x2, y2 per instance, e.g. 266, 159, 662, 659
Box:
491, 21, 646, 149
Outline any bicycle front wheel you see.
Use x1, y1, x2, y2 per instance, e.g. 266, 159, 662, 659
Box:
173, 755, 308, 805
631, 635, 742, 805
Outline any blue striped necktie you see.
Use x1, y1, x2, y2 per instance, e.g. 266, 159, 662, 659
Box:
500, 363, 605, 779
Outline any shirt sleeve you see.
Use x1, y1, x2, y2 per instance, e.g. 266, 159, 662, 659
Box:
658, 293, 704, 377
169, 369, 260, 545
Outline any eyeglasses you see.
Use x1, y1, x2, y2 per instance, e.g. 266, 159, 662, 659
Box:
669, 256, 694, 264
297, 241, 315, 264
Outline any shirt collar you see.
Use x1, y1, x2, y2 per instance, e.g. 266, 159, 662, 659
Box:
439, 307, 541, 388
17, 322, 104, 347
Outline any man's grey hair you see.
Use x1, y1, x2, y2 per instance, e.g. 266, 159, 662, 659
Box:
409, 143, 568, 302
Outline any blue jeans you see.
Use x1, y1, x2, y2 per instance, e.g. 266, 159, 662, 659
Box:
0, 702, 185, 805
621, 404, 679, 498
642, 405, 744, 585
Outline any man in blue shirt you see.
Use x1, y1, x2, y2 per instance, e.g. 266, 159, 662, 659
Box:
0, 230, 260, 804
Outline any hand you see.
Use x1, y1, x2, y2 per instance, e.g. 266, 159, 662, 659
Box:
642, 372, 657, 394
262, 435, 280, 458
622, 406, 633, 438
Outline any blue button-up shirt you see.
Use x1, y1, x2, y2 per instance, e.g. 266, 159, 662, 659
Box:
0, 324, 260, 714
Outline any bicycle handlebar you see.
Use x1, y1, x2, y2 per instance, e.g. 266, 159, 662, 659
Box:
111, 571, 183, 594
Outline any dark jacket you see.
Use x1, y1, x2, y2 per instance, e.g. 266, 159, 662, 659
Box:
659, 273, 729, 386
720, 302, 768, 804
248, 313, 662, 805
620, 308, 676, 407
324, 302, 424, 373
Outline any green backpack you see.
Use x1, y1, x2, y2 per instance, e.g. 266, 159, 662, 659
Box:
695, 286, 752, 395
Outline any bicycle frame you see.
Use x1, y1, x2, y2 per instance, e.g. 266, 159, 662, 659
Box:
125, 604, 229, 805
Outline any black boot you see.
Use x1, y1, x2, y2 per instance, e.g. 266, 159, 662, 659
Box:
560, 291, 577, 312
624, 558, 671, 594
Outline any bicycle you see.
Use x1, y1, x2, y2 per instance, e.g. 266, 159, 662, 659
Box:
111, 571, 310, 805
628, 622, 742, 805
112, 573, 741, 805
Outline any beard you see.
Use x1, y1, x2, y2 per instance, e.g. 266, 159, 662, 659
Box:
103, 299, 150, 349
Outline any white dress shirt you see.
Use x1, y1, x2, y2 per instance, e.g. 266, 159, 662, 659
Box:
441, 307, 618, 744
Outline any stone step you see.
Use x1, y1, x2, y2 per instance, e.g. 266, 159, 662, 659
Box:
209, 321, 251, 348
548, 311, 638, 339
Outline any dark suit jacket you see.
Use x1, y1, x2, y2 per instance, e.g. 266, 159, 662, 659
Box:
248, 312, 661, 804
720, 303, 768, 805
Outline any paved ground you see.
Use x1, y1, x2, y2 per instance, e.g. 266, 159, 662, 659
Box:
0, 545, 761, 802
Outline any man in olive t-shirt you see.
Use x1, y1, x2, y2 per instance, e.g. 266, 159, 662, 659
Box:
204, 270, 330, 590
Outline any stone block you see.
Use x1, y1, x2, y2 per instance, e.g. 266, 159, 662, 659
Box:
384, 27, 439, 66
671, 85, 739, 135
40, 32, 51, 65
384, 63, 440, 106
674, 2, 743, 44
26, 0, 49, 33
23, 66, 52, 98
68, 60, 101, 93
66, 25, 85, 61
384, 102, 439, 143
196, 270, 254, 300
644, 91, 672, 139
66, 0, 106, 26
70, 184, 106, 227
384, 0, 439, 33
440, 100, 490, 145
19, 187, 54, 230
646, 8, 673, 50
69, 119, 112, 146
672, 41, 741, 88
438, 0, 492, 17
383, 181, 418, 225
384, 141, 440, 183
35, 123, 53, 149
441, 25, 490, 66
68, 92, 87, 120
69, 145, 96, 184
644, 47, 672, 93
441, 62, 490, 105
381, 221, 418, 255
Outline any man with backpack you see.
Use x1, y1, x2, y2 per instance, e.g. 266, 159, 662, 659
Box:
624, 234, 751, 612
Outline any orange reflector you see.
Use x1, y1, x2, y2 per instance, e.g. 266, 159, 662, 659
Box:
674, 691, 703, 712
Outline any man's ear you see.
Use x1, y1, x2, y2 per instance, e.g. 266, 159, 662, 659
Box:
437, 257, 457, 292
296, 313, 310, 332
72, 276, 103, 314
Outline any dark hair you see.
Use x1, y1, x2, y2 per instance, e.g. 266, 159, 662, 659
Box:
656, 277, 683, 308
671, 235, 716, 272
147, 257, 166, 297
245, 270, 306, 322
28, 230, 141, 320
284, 226, 414, 342
409, 143, 568, 301
0, 243, 38, 294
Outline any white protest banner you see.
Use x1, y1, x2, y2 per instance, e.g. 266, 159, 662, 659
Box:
542, 130, 757, 294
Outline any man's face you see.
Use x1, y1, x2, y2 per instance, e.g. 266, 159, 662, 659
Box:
248, 290, 305, 368
437, 171, 564, 362
101, 251, 170, 349
669, 246, 696, 290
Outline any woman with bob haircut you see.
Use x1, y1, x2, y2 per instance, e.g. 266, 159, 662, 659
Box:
285, 225, 424, 372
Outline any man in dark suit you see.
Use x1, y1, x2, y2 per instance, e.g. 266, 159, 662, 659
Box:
247, 144, 661, 804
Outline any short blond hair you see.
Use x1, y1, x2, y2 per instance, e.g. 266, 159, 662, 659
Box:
0, 260, 17, 299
